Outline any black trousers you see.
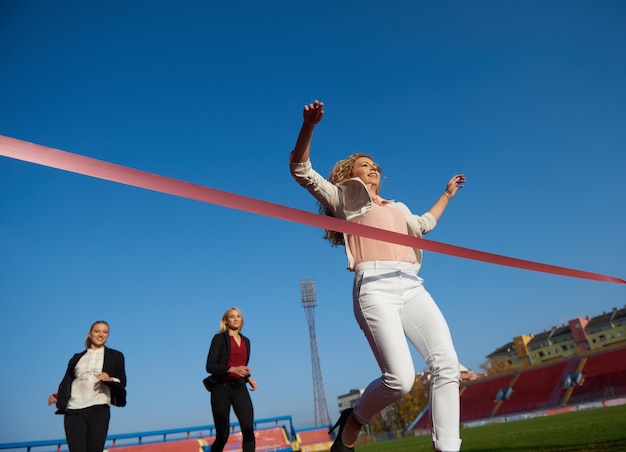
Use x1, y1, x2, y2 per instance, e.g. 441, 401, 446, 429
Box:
210, 380, 255, 452
63, 404, 110, 452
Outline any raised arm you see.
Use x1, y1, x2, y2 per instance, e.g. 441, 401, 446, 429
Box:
291, 100, 324, 163
427, 174, 466, 221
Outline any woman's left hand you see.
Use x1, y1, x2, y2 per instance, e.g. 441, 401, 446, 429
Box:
248, 377, 258, 391
444, 174, 466, 198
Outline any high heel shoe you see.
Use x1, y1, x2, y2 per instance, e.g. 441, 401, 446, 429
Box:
328, 408, 356, 452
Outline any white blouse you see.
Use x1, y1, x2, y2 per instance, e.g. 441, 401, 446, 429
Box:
67, 348, 111, 410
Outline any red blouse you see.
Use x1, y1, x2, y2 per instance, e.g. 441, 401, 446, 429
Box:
226, 335, 247, 381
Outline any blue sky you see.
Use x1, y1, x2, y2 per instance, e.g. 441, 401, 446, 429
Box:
1, 0, 625, 444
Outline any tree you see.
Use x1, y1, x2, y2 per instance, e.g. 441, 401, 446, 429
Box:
480, 358, 516, 377
369, 375, 430, 434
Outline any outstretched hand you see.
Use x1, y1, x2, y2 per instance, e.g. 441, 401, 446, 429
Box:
445, 174, 466, 198
303, 100, 324, 125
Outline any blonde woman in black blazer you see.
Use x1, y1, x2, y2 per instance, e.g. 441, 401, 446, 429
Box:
48, 320, 127, 452
205, 307, 257, 452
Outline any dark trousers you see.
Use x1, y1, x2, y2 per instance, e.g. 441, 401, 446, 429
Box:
63, 404, 110, 452
210, 380, 255, 452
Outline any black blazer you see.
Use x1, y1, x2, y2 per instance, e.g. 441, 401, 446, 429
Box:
205, 332, 251, 382
55, 346, 127, 414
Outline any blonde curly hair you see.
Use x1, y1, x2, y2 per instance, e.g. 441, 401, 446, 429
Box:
319, 153, 383, 246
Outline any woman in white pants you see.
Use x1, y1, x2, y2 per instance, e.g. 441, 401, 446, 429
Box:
289, 100, 465, 452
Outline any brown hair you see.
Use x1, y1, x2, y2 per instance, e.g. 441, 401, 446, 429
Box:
84, 320, 110, 349
319, 153, 383, 246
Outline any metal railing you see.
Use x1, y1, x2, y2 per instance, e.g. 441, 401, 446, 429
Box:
0, 415, 296, 451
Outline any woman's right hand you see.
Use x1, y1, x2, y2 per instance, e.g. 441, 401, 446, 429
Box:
48, 392, 58, 406
292, 100, 324, 164
303, 100, 324, 125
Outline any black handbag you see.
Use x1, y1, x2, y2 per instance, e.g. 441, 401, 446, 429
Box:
203, 375, 220, 392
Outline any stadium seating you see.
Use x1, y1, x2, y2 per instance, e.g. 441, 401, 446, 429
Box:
568, 347, 626, 404
254, 426, 293, 451
105, 438, 208, 452
295, 427, 334, 452
409, 345, 626, 434
460, 373, 517, 421
103, 426, 292, 452
496, 360, 575, 415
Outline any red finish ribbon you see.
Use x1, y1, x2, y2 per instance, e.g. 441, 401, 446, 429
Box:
1, 134, 624, 284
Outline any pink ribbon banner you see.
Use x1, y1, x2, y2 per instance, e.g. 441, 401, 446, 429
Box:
1, 134, 624, 285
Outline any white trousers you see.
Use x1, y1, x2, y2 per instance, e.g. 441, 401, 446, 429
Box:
351, 261, 461, 452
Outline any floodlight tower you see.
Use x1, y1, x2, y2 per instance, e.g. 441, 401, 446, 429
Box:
300, 279, 332, 427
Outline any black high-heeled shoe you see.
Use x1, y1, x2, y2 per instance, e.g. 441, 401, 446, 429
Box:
329, 408, 355, 452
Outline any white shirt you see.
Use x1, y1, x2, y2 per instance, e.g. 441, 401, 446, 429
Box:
67, 348, 111, 409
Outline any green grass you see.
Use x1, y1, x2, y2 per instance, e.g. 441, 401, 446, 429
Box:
355, 404, 626, 452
